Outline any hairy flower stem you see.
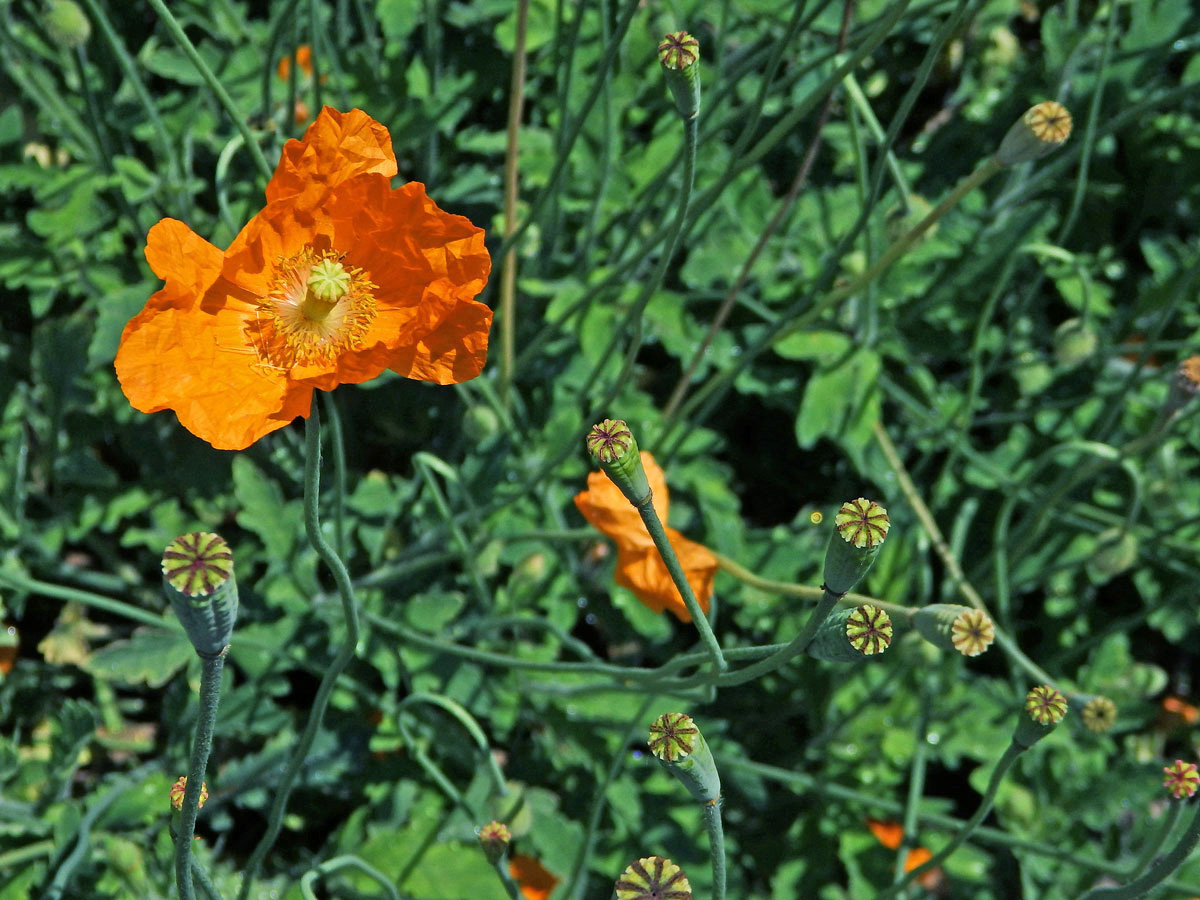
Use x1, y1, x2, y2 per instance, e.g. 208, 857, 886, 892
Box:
1077, 803, 1200, 900
498, 0, 529, 406
175, 654, 225, 900
871, 742, 1023, 900
704, 800, 727, 900
487, 856, 523, 900
236, 410, 361, 900
635, 496, 727, 671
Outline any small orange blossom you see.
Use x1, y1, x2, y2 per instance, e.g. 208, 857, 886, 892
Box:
574, 451, 717, 622
276, 45, 313, 81
115, 107, 492, 449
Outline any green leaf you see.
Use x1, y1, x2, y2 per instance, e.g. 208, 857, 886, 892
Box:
82, 628, 192, 688
233, 456, 300, 560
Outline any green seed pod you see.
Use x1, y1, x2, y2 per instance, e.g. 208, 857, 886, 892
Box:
647, 712, 720, 803
586, 419, 652, 506
162, 532, 238, 658
1013, 685, 1068, 749
823, 498, 889, 595
43, 0, 91, 49
1087, 527, 1138, 581
912, 604, 995, 657
807, 605, 892, 662
994, 101, 1072, 166
614, 856, 691, 900
1054, 318, 1097, 367
657, 32, 701, 120
1163, 760, 1200, 800
1076, 695, 1117, 734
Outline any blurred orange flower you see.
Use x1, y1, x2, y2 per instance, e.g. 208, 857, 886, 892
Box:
276, 45, 313, 81
115, 107, 492, 449
574, 451, 716, 622
866, 819, 947, 894
508, 854, 559, 900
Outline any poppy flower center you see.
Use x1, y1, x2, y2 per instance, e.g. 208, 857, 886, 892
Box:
247, 247, 377, 369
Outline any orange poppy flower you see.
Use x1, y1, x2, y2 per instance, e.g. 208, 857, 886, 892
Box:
115, 107, 492, 449
276, 45, 313, 81
508, 853, 559, 900
866, 819, 947, 894
574, 451, 717, 622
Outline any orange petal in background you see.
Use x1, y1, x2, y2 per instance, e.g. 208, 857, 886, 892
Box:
508, 854, 560, 900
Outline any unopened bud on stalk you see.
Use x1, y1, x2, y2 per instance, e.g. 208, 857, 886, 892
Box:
1162, 760, 1200, 800
477, 821, 511, 865
994, 101, 1072, 165
614, 856, 692, 900
823, 498, 889, 595
169, 776, 208, 811
1054, 318, 1097, 367
586, 419, 651, 506
162, 532, 238, 658
913, 604, 995, 657
658, 31, 701, 120
648, 712, 720, 803
43, 0, 91, 48
1077, 695, 1118, 734
1013, 685, 1068, 748
807, 604, 892, 661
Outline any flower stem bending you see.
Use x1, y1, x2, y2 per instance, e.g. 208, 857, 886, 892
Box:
635, 496, 727, 672
175, 654, 226, 900
1077, 803, 1200, 900
236, 409, 361, 900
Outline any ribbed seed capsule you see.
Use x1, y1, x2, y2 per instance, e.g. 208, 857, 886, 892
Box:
162, 532, 238, 658
995, 101, 1072, 165
808, 605, 892, 661
1013, 685, 1068, 748
823, 499, 889, 595
614, 856, 692, 900
657, 31, 701, 120
586, 419, 651, 506
913, 604, 995, 657
1163, 760, 1200, 800
648, 712, 721, 803
1079, 696, 1117, 734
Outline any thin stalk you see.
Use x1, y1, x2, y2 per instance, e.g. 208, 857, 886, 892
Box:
1127, 801, 1183, 879
704, 800, 727, 900
236, 409, 361, 900
146, 0, 273, 185
299, 855, 399, 900
488, 855, 524, 900
870, 743, 1024, 900
1077, 802, 1200, 900
711, 588, 841, 689
395, 692, 509, 799
175, 654, 226, 900
0, 568, 181, 632
498, 0, 529, 406
635, 492, 727, 671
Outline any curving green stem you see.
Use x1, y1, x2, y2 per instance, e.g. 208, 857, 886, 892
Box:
704, 800, 727, 900
1077, 802, 1200, 900
236, 409, 361, 900
175, 653, 226, 900
635, 493, 727, 672
870, 742, 1024, 900
299, 854, 399, 900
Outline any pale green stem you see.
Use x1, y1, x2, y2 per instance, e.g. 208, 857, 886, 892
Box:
299, 855, 399, 900
704, 800, 727, 900
1077, 802, 1200, 900
175, 653, 225, 900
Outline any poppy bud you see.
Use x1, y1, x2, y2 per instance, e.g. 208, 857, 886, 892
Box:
648, 712, 720, 804
614, 856, 691, 900
463, 405, 501, 442
162, 532, 238, 658
807, 604, 892, 661
1077, 695, 1118, 734
658, 32, 701, 120
1054, 318, 1097, 366
42, 0, 91, 49
586, 419, 652, 506
1163, 760, 1200, 800
912, 604, 995, 657
478, 821, 511, 865
1087, 527, 1138, 581
994, 101, 1072, 165
1013, 685, 1068, 748
823, 498, 889, 595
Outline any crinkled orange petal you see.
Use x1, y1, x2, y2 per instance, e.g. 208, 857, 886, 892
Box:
508, 854, 559, 900
266, 107, 397, 209
572, 451, 670, 550
613, 529, 716, 622
867, 818, 905, 850
141, 218, 224, 311
115, 292, 311, 450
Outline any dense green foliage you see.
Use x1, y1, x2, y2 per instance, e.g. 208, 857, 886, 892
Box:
2, 0, 1200, 898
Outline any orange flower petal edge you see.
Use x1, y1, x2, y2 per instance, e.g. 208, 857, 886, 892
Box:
114, 106, 492, 450
574, 451, 716, 622
508, 854, 560, 900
